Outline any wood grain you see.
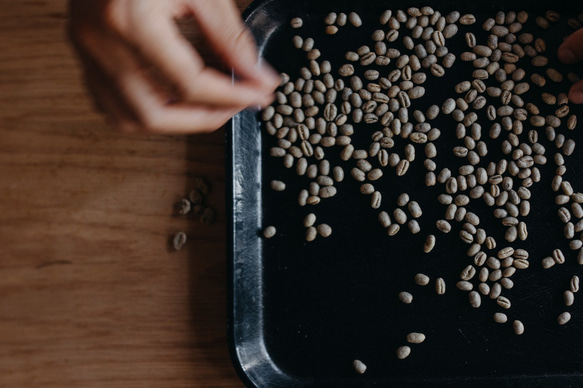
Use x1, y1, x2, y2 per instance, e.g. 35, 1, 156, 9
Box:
0, 0, 253, 386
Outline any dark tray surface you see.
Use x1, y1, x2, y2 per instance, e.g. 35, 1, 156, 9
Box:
228, 1, 583, 387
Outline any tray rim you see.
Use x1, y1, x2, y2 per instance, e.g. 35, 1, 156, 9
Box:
226, 1, 583, 387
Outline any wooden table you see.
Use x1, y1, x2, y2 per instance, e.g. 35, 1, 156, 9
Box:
0, 1, 253, 386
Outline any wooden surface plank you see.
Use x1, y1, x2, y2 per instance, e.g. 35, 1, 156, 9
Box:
0, 0, 254, 386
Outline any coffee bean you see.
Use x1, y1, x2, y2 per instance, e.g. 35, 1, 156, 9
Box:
353, 359, 367, 374
557, 312, 572, 326
414, 273, 431, 288
396, 346, 411, 360
399, 291, 413, 304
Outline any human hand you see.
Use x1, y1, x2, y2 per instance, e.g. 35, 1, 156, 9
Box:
68, 0, 281, 134
558, 27, 583, 104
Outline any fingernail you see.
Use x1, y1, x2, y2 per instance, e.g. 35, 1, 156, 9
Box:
558, 46, 577, 64
569, 89, 583, 104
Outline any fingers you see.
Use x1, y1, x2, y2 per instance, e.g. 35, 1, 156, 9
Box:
568, 80, 583, 104
121, 4, 276, 108
117, 68, 242, 134
558, 27, 583, 64
187, 0, 280, 89
558, 28, 583, 103
78, 40, 242, 134
68, 0, 275, 134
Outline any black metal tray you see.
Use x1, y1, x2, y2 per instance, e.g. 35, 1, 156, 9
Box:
228, 1, 583, 387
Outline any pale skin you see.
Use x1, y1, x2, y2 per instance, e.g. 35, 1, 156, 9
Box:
68, 0, 281, 134
558, 27, 583, 104
69, 2, 582, 135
